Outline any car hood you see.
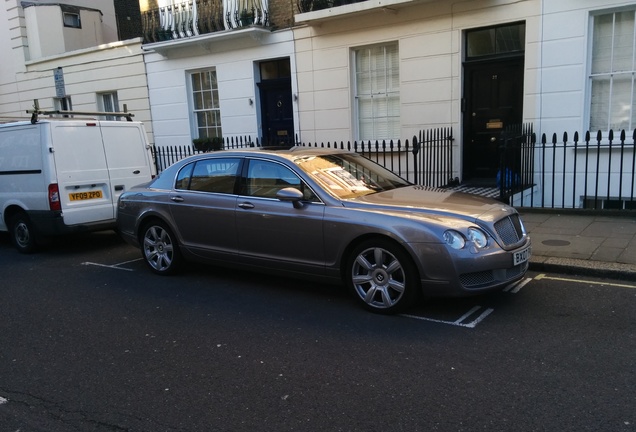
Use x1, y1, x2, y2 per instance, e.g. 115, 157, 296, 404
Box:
344, 186, 515, 222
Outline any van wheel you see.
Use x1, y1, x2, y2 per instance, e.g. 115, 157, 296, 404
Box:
140, 220, 182, 275
9, 213, 38, 254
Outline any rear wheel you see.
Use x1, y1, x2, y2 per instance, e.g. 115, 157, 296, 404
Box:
9, 213, 38, 254
140, 220, 182, 275
346, 239, 419, 314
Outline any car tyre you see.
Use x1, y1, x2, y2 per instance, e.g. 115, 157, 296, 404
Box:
141, 220, 182, 275
347, 239, 419, 314
9, 212, 38, 254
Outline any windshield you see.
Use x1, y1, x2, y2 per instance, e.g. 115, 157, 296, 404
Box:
293, 153, 411, 199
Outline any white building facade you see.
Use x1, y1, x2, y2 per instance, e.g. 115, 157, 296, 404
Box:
0, 1, 153, 143
292, 0, 636, 208
2, 0, 634, 208
140, 0, 299, 150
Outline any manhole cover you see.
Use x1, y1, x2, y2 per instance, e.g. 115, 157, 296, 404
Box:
542, 239, 571, 246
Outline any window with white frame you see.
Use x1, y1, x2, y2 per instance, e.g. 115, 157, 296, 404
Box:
98, 92, 119, 120
191, 69, 222, 140
354, 43, 400, 141
63, 12, 81, 28
589, 9, 636, 132
54, 97, 72, 117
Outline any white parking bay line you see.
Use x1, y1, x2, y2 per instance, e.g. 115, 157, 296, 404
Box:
402, 306, 494, 328
81, 258, 143, 272
0, 396, 7, 405
503, 277, 533, 293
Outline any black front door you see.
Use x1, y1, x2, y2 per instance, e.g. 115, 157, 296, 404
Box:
463, 59, 524, 182
259, 80, 294, 147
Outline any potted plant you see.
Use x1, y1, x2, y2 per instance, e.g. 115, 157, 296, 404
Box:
240, 8, 253, 26
192, 136, 223, 152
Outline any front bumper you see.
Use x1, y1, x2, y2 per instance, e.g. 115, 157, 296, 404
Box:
410, 238, 532, 297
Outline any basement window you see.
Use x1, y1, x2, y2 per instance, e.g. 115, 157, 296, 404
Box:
582, 196, 636, 210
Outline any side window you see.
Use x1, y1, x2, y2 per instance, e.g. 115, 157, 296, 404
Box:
189, 158, 241, 193
244, 160, 318, 202
175, 163, 194, 190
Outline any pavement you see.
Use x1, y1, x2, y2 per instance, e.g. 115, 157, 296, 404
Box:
520, 209, 636, 280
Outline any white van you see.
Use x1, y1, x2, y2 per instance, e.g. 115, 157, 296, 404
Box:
0, 118, 155, 252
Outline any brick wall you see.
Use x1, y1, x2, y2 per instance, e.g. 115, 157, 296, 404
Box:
264, 0, 296, 29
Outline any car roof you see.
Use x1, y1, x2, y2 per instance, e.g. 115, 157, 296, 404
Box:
182, 146, 353, 163
150, 146, 355, 192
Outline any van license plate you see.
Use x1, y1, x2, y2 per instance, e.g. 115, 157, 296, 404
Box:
69, 191, 103, 201
513, 247, 530, 266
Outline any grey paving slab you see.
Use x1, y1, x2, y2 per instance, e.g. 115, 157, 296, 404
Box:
591, 247, 623, 262
522, 210, 636, 278
617, 246, 636, 265
529, 233, 600, 259
601, 237, 631, 248
581, 220, 636, 238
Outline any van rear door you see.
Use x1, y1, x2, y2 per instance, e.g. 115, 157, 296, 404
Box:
99, 122, 153, 204
51, 122, 114, 225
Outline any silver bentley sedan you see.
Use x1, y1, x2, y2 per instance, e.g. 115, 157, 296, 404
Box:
117, 147, 530, 314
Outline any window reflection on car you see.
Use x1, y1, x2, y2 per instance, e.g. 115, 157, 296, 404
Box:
293, 153, 410, 199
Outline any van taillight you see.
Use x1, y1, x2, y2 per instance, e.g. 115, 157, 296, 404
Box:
48, 184, 61, 211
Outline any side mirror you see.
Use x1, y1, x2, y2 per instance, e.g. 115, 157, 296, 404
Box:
276, 187, 305, 209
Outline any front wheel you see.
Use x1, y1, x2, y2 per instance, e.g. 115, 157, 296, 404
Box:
9, 213, 38, 254
346, 239, 419, 314
140, 220, 182, 275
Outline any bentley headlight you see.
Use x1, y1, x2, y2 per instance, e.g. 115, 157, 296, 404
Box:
443, 230, 466, 250
468, 227, 488, 248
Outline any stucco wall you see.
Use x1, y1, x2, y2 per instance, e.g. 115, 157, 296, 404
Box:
291, 0, 635, 143
0, 38, 153, 145
0, 1, 153, 145
292, 0, 542, 144
143, 29, 297, 148
534, 0, 636, 136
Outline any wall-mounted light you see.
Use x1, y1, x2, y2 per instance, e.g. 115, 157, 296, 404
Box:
293, 94, 298, 101
248, 98, 253, 105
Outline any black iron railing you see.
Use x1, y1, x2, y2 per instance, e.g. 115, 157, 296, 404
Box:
505, 128, 636, 210
142, 0, 269, 44
152, 132, 454, 188
150, 127, 636, 212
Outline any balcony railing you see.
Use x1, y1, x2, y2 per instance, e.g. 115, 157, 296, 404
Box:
142, 0, 269, 43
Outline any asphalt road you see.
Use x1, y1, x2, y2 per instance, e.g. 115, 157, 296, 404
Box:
0, 231, 634, 432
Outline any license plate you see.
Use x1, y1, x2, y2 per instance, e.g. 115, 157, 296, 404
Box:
69, 190, 103, 201
513, 247, 530, 266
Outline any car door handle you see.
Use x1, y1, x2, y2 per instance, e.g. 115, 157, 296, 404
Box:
171, 196, 184, 202
238, 202, 254, 209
